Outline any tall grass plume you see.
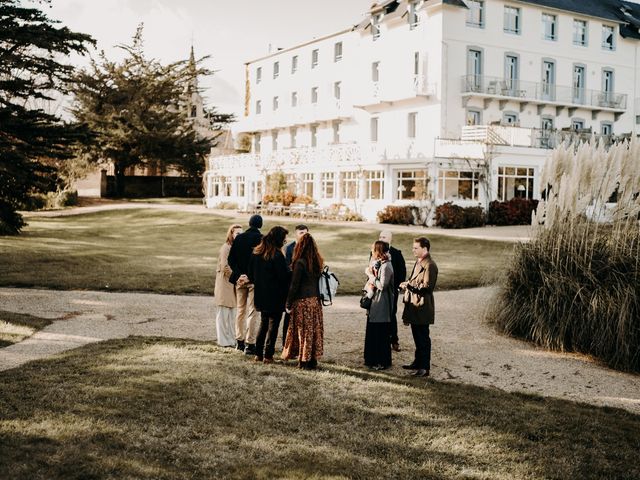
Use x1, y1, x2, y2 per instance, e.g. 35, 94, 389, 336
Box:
487, 138, 640, 371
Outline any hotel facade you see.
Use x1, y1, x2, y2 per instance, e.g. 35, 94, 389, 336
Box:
205, 0, 640, 221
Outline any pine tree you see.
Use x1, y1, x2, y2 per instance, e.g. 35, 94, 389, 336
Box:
71, 25, 233, 197
0, 0, 94, 234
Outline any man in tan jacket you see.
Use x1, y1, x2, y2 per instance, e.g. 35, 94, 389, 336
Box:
400, 237, 438, 377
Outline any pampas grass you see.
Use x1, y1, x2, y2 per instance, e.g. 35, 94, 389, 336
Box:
488, 138, 640, 371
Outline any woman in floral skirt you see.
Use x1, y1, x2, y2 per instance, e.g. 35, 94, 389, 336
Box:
282, 233, 324, 369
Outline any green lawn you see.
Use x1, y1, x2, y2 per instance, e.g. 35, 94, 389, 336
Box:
0, 311, 53, 347
0, 337, 638, 480
0, 209, 513, 295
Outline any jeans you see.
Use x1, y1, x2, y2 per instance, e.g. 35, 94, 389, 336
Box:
411, 324, 431, 370
255, 311, 282, 359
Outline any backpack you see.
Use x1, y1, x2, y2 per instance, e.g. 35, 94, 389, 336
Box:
319, 265, 339, 306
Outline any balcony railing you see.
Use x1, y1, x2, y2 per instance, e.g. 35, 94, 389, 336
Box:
461, 75, 627, 110
435, 125, 625, 158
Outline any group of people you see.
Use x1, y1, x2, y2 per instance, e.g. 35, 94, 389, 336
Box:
214, 214, 438, 376
214, 216, 324, 369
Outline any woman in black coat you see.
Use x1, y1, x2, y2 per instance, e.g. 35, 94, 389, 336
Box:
248, 226, 290, 363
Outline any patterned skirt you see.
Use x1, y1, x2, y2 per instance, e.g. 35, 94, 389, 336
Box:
281, 296, 324, 362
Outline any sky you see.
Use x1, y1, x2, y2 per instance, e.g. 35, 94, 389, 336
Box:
43, 0, 374, 120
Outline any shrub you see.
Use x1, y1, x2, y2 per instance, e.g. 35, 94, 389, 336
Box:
343, 210, 363, 222
292, 194, 313, 205
377, 205, 414, 225
0, 200, 26, 235
487, 138, 640, 372
435, 203, 485, 229
215, 201, 238, 210
487, 198, 539, 226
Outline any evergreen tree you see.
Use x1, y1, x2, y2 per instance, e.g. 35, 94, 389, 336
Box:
72, 25, 233, 197
0, 0, 94, 234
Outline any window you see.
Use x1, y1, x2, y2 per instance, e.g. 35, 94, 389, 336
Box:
467, 109, 482, 125
310, 124, 318, 147
437, 171, 480, 201
290, 127, 297, 148
504, 6, 521, 35
254, 133, 261, 154
291, 55, 298, 74
497, 167, 534, 201
273, 61, 279, 79
370, 117, 379, 142
311, 49, 319, 68
467, 48, 482, 91
542, 13, 557, 40
408, 112, 417, 138
343, 171, 359, 200
322, 172, 335, 198
291, 91, 298, 107
302, 173, 314, 197
332, 120, 341, 144
466, 0, 484, 28
573, 65, 586, 104
286, 174, 298, 194
573, 19, 588, 46
334, 81, 341, 100
236, 177, 245, 197
540, 116, 554, 147
602, 69, 614, 94
414, 51, 420, 76
397, 170, 428, 200
602, 25, 615, 50
571, 119, 585, 130
272, 131, 278, 151
366, 171, 384, 199
542, 60, 555, 100
372, 13, 382, 40
334, 42, 343, 62
223, 176, 232, 196
371, 61, 380, 82
504, 54, 519, 93
601, 122, 613, 136
502, 112, 519, 125
311, 86, 318, 104
256, 66, 262, 84
255, 100, 262, 115
272, 96, 279, 111
408, 1, 420, 29
190, 105, 197, 118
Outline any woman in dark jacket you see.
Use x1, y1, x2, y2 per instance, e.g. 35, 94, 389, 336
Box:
248, 226, 290, 363
282, 233, 324, 369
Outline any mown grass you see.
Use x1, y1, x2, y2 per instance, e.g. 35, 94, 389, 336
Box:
0, 311, 53, 347
0, 337, 638, 480
0, 209, 512, 295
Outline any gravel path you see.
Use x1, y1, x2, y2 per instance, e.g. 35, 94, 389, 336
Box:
2, 286, 639, 414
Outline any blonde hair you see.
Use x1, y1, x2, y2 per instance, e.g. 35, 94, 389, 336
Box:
226, 224, 243, 245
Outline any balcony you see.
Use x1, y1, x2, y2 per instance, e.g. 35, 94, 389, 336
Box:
354, 76, 436, 108
435, 125, 624, 159
237, 101, 354, 133
461, 75, 627, 119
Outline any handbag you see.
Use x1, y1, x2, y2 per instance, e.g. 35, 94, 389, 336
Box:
402, 287, 425, 307
359, 293, 372, 310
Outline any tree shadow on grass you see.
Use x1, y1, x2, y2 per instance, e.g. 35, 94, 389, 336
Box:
1, 337, 639, 480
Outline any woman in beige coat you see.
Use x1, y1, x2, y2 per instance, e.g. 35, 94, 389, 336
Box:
214, 224, 243, 346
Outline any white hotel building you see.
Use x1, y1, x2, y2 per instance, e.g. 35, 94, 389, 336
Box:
205, 0, 640, 221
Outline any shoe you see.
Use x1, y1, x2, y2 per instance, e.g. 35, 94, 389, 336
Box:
402, 363, 418, 370
254, 355, 263, 362
235, 340, 245, 352
263, 357, 274, 364
391, 343, 401, 352
244, 344, 256, 355
308, 358, 317, 369
298, 361, 308, 369
374, 365, 389, 371
412, 369, 429, 377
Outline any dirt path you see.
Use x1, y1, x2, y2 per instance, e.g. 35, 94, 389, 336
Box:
1, 286, 638, 414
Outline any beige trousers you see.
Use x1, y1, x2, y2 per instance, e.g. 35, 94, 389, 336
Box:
235, 283, 259, 344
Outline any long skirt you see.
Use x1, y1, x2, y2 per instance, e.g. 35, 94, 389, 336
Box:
282, 297, 323, 362
364, 320, 391, 368
215, 306, 236, 347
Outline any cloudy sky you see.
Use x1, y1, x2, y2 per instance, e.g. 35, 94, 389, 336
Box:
44, 0, 373, 120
